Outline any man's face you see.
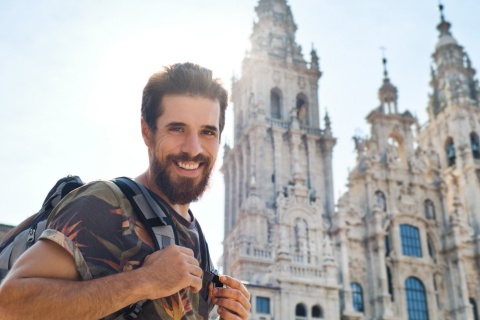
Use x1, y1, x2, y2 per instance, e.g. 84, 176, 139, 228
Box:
145, 94, 220, 205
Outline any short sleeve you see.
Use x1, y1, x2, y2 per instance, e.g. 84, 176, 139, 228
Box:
39, 180, 154, 280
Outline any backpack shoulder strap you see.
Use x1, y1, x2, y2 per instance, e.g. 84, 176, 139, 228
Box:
112, 177, 180, 320
112, 177, 177, 250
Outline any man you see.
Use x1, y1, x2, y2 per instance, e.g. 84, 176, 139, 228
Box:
0, 63, 251, 319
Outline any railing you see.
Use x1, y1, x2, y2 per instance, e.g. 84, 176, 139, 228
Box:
253, 248, 273, 259
267, 117, 325, 136
268, 118, 289, 129
292, 253, 318, 265
302, 126, 324, 135
237, 245, 274, 261
290, 265, 323, 278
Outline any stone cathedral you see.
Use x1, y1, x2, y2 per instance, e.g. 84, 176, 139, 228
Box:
220, 1, 480, 319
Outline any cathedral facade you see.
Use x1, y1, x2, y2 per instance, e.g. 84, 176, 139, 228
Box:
221, 1, 480, 319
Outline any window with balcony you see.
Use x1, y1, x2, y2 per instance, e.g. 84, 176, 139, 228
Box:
400, 224, 422, 257
405, 277, 429, 320
351, 282, 364, 312
270, 88, 282, 119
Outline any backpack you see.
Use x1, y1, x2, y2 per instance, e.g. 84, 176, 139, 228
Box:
0, 175, 221, 319
0, 175, 85, 277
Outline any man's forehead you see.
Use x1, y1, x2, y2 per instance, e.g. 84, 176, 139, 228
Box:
159, 94, 220, 123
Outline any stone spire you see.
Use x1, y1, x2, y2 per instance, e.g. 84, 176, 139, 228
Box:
249, 0, 307, 66
378, 55, 399, 114
427, 3, 480, 118
310, 44, 321, 73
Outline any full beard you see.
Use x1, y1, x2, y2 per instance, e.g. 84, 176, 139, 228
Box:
151, 152, 213, 205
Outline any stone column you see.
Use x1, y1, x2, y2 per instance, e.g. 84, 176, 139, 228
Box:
371, 209, 394, 318
234, 148, 242, 214
321, 135, 336, 218
306, 135, 317, 193
241, 140, 248, 206
272, 127, 283, 197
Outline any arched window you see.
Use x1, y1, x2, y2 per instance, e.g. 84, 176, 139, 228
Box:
295, 303, 307, 320
471, 298, 479, 320
387, 267, 394, 301
405, 277, 429, 320
351, 282, 364, 312
385, 234, 391, 256
296, 93, 308, 125
270, 88, 282, 119
446, 137, 456, 167
471, 132, 480, 159
375, 190, 387, 211
427, 238, 436, 262
424, 199, 436, 220
400, 224, 422, 257
312, 305, 323, 318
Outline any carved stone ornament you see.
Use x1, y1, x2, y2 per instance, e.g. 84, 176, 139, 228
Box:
398, 182, 417, 214
298, 76, 306, 89
410, 148, 429, 174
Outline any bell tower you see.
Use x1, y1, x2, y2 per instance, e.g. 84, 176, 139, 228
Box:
417, 4, 480, 317
221, 0, 339, 318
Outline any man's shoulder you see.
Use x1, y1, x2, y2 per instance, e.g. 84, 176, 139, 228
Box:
50, 179, 130, 219
65, 179, 124, 202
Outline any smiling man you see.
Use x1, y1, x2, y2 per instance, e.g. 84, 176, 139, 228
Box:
0, 63, 251, 319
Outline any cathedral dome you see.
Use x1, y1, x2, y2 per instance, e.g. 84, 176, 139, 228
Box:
435, 33, 458, 49
435, 19, 458, 49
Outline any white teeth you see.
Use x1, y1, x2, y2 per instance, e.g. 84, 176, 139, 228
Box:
177, 162, 199, 170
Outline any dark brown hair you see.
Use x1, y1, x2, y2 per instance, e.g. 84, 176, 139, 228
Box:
142, 62, 228, 138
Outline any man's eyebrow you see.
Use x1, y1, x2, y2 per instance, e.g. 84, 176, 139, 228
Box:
203, 125, 219, 132
166, 122, 186, 127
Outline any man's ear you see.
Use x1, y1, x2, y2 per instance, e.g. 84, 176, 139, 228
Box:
141, 117, 152, 147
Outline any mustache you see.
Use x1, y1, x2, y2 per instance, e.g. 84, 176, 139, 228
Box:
166, 152, 211, 164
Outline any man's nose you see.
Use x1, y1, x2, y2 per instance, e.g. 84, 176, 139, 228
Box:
181, 132, 203, 156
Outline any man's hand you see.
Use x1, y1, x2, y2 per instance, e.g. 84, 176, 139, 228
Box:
0, 241, 203, 320
141, 245, 203, 299
212, 275, 251, 319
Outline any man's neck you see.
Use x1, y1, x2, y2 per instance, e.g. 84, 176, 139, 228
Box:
135, 171, 192, 222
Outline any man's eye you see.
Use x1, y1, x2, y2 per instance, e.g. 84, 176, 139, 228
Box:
202, 130, 216, 136
170, 127, 183, 132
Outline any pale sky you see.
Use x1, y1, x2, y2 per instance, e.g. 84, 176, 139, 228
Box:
1, 0, 479, 265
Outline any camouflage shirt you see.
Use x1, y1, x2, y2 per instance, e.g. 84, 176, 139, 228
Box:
39, 180, 215, 320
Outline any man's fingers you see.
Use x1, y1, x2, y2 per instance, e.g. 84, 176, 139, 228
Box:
219, 276, 250, 300
212, 275, 251, 319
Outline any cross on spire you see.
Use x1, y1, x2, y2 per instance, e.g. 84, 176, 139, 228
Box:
380, 46, 388, 78
438, 1, 445, 22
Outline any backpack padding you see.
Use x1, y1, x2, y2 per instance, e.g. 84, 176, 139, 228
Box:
0, 176, 84, 251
